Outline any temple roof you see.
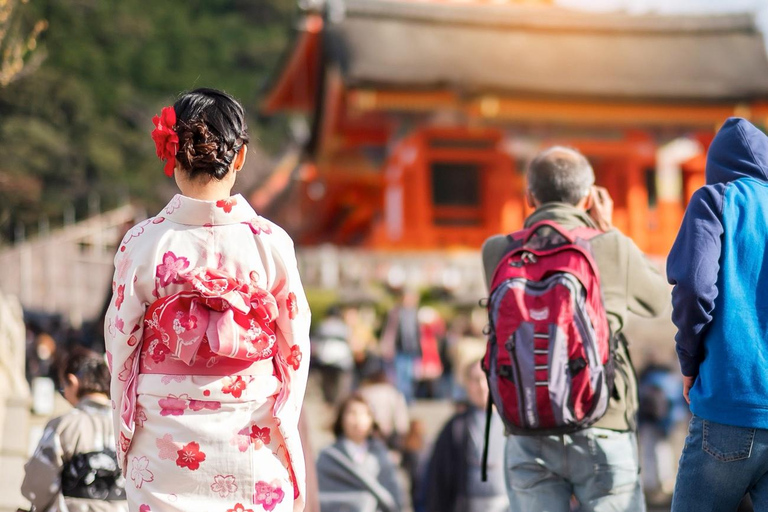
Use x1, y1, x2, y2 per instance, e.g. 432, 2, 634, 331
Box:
319, 0, 768, 101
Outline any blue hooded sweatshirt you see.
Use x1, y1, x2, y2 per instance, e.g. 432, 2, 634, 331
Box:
668, 117, 768, 428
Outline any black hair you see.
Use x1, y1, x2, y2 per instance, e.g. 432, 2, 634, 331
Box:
60, 346, 110, 399
173, 88, 250, 181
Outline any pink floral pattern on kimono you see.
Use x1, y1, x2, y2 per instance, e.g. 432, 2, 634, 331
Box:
158, 394, 187, 416
254, 481, 285, 511
228, 504, 254, 512
250, 425, 271, 449
243, 217, 273, 235
230, 427, 251, 452
211, 475, 238, 498
116, 285, 125, 310
176, 442, 206, 471
156, 251, 190, 287
131, 457, 154, 489
216, 197, 237, 213
222, 376, 246, 398
156, 434, 180, 460
287, 346, 302, 371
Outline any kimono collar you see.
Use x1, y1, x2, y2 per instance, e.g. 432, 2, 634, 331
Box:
161, 194, 256, 226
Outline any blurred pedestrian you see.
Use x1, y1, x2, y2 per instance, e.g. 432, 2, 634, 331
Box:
637, 361, 687, 503
22, 346, 127, 512
358, 356, 410, 453
316, 394, 404, 512
380, 289, 422, 403
105, 89, 310, 511
423, 360, 509, 512
312, 305, 354, 405
414, 305, 444, 399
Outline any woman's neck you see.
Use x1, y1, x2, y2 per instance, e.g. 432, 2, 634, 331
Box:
175, 169, 235, 201
180, 181, 233, 201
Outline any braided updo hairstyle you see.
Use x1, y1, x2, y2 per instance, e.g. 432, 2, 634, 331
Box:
173, 88, 250, 181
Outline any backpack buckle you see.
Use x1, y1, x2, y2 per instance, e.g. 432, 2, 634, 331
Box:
521, 252, 538, 265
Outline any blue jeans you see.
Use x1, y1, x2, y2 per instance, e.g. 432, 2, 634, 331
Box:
504, 428, 645, 512
394, 353, 417, 403
672, 415, 768, 511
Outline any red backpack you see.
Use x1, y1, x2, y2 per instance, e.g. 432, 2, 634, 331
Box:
481, 220, 614, 457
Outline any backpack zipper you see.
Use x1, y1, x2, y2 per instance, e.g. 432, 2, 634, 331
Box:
505, 333, 528, 428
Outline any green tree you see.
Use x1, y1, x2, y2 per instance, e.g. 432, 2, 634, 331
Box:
0, 0, 296, 242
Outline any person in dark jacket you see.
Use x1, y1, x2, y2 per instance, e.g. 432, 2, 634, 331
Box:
316, 394, 404, 512
667, 118, 768, 511
424, 360, 508, 512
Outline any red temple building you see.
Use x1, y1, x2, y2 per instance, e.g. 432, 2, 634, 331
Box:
260, 0, 768, 257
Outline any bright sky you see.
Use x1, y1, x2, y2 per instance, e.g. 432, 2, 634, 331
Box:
556, 0, 768, 46
555, 0, 764, 14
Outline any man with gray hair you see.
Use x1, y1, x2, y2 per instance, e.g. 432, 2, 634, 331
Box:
481, 146, 668, 511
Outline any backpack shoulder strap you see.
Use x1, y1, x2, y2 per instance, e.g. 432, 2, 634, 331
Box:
487, 229, 528, 287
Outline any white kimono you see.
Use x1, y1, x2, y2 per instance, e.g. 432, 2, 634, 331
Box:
105, 194, 310, 512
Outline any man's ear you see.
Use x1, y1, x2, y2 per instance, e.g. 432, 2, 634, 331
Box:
581, 190, 594, 211
525, 190, 537, 209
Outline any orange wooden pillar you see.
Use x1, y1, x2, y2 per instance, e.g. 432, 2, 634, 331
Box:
500, 171, 526, 233
626, 157, 649, 251
682, 154, 707, 206
600, 160, 628, 234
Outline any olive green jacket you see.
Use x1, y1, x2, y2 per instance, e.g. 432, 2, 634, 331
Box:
481, 203, 669, 431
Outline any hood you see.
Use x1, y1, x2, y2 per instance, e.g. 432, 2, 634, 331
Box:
706, 117, 768, 185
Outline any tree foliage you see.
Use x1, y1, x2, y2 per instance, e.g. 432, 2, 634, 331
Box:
0, 0, 47, 86
0, 0, 296, 242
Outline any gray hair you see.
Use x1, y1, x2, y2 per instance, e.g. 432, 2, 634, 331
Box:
526, 146, 595, 206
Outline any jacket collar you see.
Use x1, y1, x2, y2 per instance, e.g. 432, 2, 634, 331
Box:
161, 194, 256, 226
524, 202, 599, 230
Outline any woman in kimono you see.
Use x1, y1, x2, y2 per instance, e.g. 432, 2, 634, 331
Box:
105, 88, 310, 512
22, 347, 128, 512
316, 395, 403, 512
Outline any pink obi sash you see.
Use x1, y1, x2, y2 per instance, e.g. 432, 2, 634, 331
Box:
139, 268, 279, 376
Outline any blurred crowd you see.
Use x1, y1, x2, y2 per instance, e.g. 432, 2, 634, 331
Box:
19, 287, 697, 512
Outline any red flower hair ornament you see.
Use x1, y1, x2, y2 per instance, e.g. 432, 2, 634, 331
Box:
151, 106, 179, 177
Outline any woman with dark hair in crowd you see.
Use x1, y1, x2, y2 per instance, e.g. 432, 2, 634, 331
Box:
105, 88, 310, 511
22, 346, 128, 511
316, 394, 404, 512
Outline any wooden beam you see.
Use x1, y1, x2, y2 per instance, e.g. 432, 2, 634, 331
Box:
468, 96, 738, 127
347, 87, 754, 128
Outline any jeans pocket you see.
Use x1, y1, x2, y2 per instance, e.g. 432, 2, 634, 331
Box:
702, 420, 755, 462
586, 428, 639, 495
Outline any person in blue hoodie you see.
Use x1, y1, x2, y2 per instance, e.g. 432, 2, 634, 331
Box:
668, 117, 768, 511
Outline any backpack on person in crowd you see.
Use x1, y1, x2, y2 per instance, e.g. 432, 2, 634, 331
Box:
481, 220, 615, 447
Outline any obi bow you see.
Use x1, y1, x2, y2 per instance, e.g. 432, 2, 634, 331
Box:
143, 268, 279, 365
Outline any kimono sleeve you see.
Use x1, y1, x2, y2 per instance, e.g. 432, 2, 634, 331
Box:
21, 419, 63, 511
105, 236, 151, 470
271, 229, 311, 416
